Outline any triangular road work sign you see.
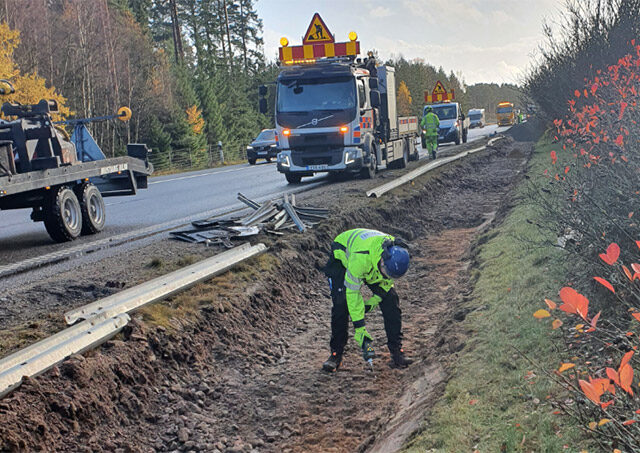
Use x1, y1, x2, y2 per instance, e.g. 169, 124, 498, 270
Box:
303, 13, 334, 44
432, 81, 447, 95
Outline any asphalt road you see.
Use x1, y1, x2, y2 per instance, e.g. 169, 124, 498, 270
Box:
0, 124, 505, 265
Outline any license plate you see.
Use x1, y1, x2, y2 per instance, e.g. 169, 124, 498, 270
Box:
306, 164, 328, 171
257, 151, 267, 155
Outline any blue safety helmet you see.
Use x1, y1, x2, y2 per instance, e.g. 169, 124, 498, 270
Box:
380, 244, 410, 278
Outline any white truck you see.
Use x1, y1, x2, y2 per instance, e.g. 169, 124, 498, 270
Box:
259, 24, 419, 184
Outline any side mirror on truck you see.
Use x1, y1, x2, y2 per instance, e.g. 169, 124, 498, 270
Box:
259, 98, 268, 114
258, 85, 268, 96
370, 90, 381, 108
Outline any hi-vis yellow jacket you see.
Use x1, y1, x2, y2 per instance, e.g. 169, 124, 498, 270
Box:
333, 229, 395, 326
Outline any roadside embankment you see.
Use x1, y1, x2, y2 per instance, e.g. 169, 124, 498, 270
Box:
0, 136, 527, 452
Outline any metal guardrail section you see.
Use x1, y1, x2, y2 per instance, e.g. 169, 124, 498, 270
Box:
0, 314, 129, 398
64, 242, 267, 325
366, 137, 504, 198
0, 243, 267, 399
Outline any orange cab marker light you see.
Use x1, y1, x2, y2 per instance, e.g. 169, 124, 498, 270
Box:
340, 126, 349, 133
45, 186, 50, 190
282, 129, 291, 136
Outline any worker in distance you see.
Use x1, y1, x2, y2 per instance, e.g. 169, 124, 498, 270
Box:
421, 106, 440, 160
322, 228, 412, 372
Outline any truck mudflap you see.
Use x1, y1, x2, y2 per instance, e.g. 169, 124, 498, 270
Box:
276, 147, 364, 174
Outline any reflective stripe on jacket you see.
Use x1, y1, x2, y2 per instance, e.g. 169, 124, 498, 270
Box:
333, 228, 395, 326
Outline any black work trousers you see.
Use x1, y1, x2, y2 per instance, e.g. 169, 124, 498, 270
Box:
324, 256, 403, 355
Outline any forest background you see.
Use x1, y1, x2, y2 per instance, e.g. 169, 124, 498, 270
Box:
0, 0, 523, 171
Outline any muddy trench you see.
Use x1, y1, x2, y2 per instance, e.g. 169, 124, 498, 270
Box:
0, 139, 531, 453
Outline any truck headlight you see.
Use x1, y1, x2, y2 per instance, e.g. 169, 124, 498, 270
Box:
277, 152, 290, 167
344, 149, 358, 165
246, 146, 253, 150
270, 144, 277, 148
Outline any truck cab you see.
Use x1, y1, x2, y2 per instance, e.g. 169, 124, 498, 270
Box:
271, 61, 418, 184
424, 101, 468, 145
497, 102, 515, 126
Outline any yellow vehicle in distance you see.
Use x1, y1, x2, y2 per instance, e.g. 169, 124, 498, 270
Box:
496, 102, 515, 126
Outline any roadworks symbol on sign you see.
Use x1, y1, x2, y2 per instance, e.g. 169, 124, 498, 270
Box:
302, 13, 334, 45
432, 81, 447, 95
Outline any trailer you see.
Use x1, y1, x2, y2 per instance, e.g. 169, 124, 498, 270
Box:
259, 14, 419, 184
0, 80, 153, 242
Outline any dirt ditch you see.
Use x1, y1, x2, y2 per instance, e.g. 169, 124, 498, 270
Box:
0, 137, 531, 452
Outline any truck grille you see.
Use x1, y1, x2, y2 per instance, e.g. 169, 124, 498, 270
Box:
291, 150, 343, 166
288, 132, 344, 149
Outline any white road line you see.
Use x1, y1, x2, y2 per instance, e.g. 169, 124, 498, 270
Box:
149, 164, 271, 185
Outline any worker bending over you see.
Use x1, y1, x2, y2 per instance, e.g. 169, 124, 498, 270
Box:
322, 228, 412, 372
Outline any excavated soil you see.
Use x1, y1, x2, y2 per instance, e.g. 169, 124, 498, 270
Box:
0, 137, 531, 452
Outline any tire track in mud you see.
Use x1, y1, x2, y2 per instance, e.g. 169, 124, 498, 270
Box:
0, 139, 531, 452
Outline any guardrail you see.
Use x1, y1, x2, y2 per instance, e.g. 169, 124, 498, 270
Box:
0, 242, 267, 399
366, 136, 504, 198
64, 242, 267, 325
0, 314, 129, 398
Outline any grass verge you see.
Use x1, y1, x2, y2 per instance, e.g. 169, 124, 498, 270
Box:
404, 137, 590, 452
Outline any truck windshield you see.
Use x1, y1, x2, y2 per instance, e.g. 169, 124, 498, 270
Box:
277, 77, 356, 113
497, 106, 513, 114
431, 105, 457, 120
469, 114, 482, 120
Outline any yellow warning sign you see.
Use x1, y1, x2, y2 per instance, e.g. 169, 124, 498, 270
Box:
432, 81, 447, 95
303, 13, 334, 45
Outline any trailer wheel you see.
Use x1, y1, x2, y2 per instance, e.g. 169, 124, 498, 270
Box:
76, 183, 106, 235
286, 173, 302, 184
43, 186, 82, 242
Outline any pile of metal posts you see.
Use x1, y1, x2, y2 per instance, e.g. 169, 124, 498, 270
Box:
170, 193, 329, 245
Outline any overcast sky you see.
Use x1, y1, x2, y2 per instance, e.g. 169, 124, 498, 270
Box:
255, 0, 562, 86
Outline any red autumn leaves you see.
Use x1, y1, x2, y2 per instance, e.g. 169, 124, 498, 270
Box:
580, 351, 635, 408
599, 243, 620, 265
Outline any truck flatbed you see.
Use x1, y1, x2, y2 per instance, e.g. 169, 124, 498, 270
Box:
0, 156, 151, 200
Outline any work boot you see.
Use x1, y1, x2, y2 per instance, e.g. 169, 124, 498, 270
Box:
322, 351, 343, 372
390, 348, 413, 369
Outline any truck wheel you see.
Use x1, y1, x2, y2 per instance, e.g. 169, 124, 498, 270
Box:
398, 140, 408, 168
76, 183, 105, 235
286, 173, 302, 184
248, 158, 256, 165
408, 138, 419, 161
360, 145, 377, 179
43, 186, 82, 242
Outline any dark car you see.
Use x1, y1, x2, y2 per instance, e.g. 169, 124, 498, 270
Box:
247, 129, 278, 165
